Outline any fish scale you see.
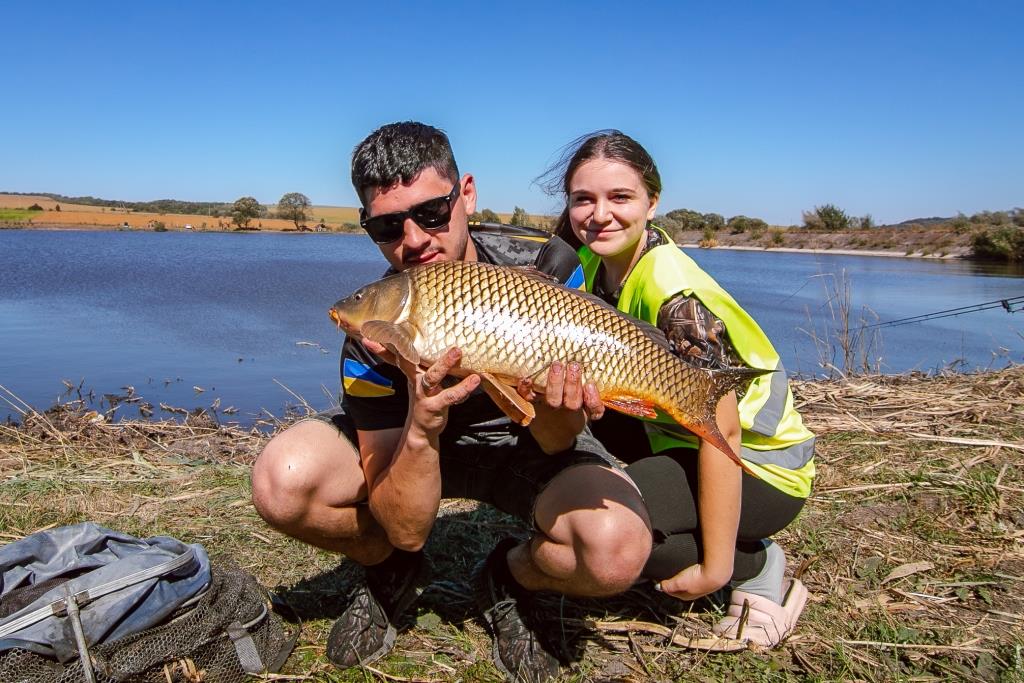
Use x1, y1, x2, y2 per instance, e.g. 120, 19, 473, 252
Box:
330, 259, 770, 464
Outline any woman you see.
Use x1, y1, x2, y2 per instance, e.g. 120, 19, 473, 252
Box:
542, 130, 816, 646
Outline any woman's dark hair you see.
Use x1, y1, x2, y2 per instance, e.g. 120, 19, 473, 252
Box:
351, 121, 460, 206
537, 130, 661, 250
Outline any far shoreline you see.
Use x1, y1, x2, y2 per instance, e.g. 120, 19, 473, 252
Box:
4, 222, 971, 261
676, 242, 965, 260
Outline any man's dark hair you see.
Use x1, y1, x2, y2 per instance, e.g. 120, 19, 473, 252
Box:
351, 122, 460, 206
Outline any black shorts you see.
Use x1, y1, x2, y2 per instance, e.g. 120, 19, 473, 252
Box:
305, 407, 623, 526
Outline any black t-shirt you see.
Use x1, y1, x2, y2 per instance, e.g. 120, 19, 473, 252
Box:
340, 224, 584, 435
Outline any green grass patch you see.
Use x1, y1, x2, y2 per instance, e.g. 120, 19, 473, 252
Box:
0, 208, 40, 221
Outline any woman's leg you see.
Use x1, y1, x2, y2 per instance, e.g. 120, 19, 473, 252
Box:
625, 451, 805, 582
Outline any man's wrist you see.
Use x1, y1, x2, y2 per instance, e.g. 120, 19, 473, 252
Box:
402, 428, 440, 455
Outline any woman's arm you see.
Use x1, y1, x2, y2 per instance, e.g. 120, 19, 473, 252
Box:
657, 390, 743, 600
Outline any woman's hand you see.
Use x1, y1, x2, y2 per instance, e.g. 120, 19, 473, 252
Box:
517, 361, 604, 454
656, 562, 732, 601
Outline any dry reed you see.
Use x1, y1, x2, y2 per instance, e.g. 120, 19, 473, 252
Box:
1, 367, 1022, 681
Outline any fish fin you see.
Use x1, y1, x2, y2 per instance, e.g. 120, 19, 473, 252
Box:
604, 395, 659, 419
715, 365, 775, 395
562, 288, 674, 353
361, 320, 421, 367
479, 372, 536, 426
664, 364, 775, 470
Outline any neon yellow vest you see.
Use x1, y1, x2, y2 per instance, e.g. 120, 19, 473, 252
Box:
579, 227, 815, 498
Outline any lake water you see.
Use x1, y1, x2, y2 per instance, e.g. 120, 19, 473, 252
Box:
2, 229, 1022, 426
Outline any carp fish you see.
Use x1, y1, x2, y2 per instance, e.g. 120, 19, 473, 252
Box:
329, 260, 769, 464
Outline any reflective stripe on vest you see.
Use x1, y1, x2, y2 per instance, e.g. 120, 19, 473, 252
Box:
578, 227, 815, 498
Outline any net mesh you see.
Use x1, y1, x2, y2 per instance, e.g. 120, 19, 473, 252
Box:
0, 567, 294, 683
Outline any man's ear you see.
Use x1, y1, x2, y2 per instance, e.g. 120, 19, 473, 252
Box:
460, 173, 477, 216
647, 193, 660, 221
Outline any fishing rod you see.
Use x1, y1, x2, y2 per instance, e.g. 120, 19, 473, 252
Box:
864, 295, 1024, 329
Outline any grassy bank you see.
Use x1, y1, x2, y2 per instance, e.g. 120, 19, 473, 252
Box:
1, 370, 1022, 681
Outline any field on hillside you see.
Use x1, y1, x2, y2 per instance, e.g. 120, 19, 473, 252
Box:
0, 194, 363, 232
1, 368, 1021, 681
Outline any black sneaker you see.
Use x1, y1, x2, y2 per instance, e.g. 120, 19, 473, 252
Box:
326, 549, 428, 669
475, 539, 561, 683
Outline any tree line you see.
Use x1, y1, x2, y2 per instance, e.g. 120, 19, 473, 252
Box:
10, 189, 1021, 260
654, 204, 1024, 262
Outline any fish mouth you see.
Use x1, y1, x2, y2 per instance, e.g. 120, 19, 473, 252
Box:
328, 308, 357, 335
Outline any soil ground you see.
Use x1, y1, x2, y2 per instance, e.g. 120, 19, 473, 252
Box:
1, 367, 1021, 681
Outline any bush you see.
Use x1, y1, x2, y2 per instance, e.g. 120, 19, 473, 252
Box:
470, 208, 501, 224
768, 228, 785, 247
510, 207, 530, 227
152, 221, 167, 232
950, 213, 971, 234
727, 215, 768, 235
970, 225, 1024, 261
701, 225, 717, 242
703, 213, 725, 231
27, 203, 43, 211
803, 204, 850, 231
665, 209, 705, 231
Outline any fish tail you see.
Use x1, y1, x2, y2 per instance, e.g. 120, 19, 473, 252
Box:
664, 365, 773, 469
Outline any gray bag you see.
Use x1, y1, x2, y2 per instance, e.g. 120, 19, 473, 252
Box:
0, 523, 295, 683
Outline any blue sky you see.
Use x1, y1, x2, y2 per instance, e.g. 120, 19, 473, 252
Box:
2, 1, 1021, 225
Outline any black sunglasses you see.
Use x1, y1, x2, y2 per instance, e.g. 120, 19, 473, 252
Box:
359, 180, 462, 245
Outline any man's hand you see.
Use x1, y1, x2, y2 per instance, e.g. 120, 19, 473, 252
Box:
361, 339, 479, 441
517, 361, 604, 454
656, 562, 731, 601
406, 347, 480, 439
362, 338, 399, 367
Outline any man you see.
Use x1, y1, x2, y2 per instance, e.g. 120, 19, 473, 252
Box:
252, 122, 651, 682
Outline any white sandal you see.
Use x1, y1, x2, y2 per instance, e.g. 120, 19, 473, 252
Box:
712, 578, 809, 647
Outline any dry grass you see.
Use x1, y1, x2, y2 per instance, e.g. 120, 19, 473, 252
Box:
2, 368, 1023, 681
0, 195, 106, 211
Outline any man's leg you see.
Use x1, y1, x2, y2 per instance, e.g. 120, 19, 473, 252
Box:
251, 417, 392, 565
252, 413, 427, 669
470, 432, 651, 682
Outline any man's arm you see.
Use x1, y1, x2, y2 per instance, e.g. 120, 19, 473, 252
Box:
359, 347, 479, 551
